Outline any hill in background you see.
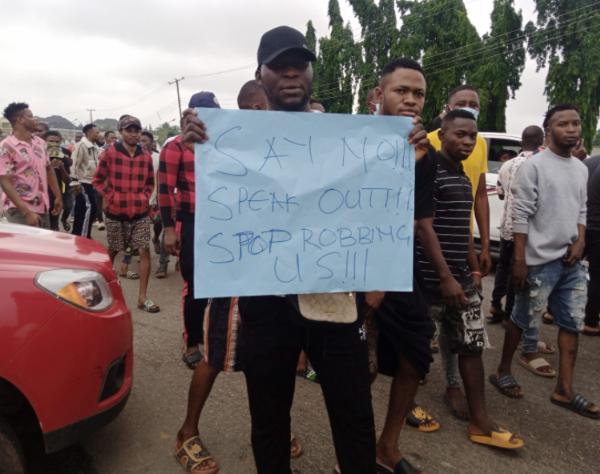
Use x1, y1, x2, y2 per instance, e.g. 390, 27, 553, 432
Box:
38, 115, 118, 131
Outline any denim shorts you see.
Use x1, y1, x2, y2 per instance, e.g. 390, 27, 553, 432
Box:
511, 259, 587, 334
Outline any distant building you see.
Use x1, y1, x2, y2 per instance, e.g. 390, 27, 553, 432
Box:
0, 117, 10, 138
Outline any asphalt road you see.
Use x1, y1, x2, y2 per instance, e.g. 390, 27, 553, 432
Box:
28, 234, 600, 474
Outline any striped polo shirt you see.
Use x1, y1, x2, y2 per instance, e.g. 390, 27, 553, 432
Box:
416, 153, 473, 295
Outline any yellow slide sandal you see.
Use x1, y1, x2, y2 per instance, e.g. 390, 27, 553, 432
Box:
469, 428, 524, 450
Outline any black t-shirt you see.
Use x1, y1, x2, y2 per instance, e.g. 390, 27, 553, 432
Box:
584, 155, 600, 231
414, 146, 436, 221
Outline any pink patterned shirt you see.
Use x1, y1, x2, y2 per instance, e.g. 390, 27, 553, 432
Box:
0, 135, 50, 213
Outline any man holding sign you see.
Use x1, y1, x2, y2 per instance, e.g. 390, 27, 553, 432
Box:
183, 27, 429, 474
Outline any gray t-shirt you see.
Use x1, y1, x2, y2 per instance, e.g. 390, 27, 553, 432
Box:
511, 147, 588, 266
584, 155, 600, 231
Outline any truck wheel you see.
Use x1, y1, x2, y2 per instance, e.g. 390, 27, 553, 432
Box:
0, 415, 25, 474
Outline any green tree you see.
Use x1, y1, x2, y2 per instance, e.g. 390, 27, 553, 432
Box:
312, 0, 362, 113
526, 0, 600, 149
396, 0, 482, 126
305, 21, 320, 94
470, 0, 526, 131
349, 0, 400, 112
155, 122, 180, 146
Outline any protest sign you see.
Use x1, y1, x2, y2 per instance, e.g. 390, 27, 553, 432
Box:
194, 108, 415, 298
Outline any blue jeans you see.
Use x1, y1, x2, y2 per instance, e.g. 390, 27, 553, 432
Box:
512, 259, 587, 335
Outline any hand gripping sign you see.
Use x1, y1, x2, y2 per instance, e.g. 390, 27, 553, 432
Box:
194, 108, 416, 298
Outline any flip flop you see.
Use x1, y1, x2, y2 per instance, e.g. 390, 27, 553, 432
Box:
120, 270, 140, 280
550, 393, 600, 419
138, 298, 160, 313
489, 374, 523, 399
469, 428, 524, 450
182, 349, 203, 370
376, 457, 421, 473
518, 356, 556, 378
174, 436, 219, 474
406, 405, 441, 432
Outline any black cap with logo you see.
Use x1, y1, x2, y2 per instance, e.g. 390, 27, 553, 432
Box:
257, 25, 317, 67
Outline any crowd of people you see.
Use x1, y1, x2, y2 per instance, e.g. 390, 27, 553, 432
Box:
1, 24, 598, 474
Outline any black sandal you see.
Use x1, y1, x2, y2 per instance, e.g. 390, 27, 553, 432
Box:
550, 394, 600, 419
376, 458, 421, 473
489, 374, 523, 399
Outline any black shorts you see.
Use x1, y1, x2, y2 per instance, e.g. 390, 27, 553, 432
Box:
375, 281, 435, 378
429, 282, 488, 355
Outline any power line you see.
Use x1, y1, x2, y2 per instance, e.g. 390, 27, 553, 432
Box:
86, 108, 95, 123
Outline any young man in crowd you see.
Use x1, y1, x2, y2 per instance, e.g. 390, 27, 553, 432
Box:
370, 59, 502, 472
34, 121, 49, 138
71, 123, 100, 237
428, 85, 491, 274
491, 104, 599, 419
416, 109, 523, 450
160, 91, 236, 474
491, 126, 544, 324
582, 152, 600, 336
141, 130, 169, 277
160, 91, 220, 370
366, 88, 379, 115
426, 85, 491, 419
93, 115, 159, 313
490, 125, 557, 377
237, 80, 268, 110
181, 27, 430, 474
0, 103, 62, 228
103, 130, 117, 149
44, 130, 72, 231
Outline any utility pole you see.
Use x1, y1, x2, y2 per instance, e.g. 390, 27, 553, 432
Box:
86, 108, 96, 123
168, 77, 185, 119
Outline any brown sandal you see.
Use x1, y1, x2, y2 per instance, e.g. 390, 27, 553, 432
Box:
290, 433, 303, 459
174, 436, 219, 473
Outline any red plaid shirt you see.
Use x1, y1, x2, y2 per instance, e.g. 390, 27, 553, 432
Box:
158, 135, 195, 227
93, 142, 154, 220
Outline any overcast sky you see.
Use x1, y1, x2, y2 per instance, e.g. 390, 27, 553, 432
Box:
0, 0, 591, 135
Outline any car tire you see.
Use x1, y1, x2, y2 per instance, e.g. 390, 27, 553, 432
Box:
0, 415, 25, 474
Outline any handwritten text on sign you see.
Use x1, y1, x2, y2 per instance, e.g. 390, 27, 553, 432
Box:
194, 108, 415, 298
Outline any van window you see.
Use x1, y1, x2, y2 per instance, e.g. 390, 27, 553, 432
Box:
487, 138, 522, 173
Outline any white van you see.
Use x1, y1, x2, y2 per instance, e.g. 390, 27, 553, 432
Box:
473, 132, 522, 255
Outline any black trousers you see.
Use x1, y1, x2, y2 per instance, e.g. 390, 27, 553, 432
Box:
179, 219, 208, 347
72, 183, 96, 238
238, 296, 375, 474
491, 238, 515, 316
585, 229, 600, 327
60, 190, 73, 229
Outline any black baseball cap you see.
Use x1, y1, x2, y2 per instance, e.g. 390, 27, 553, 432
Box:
257, 26, 316, 66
